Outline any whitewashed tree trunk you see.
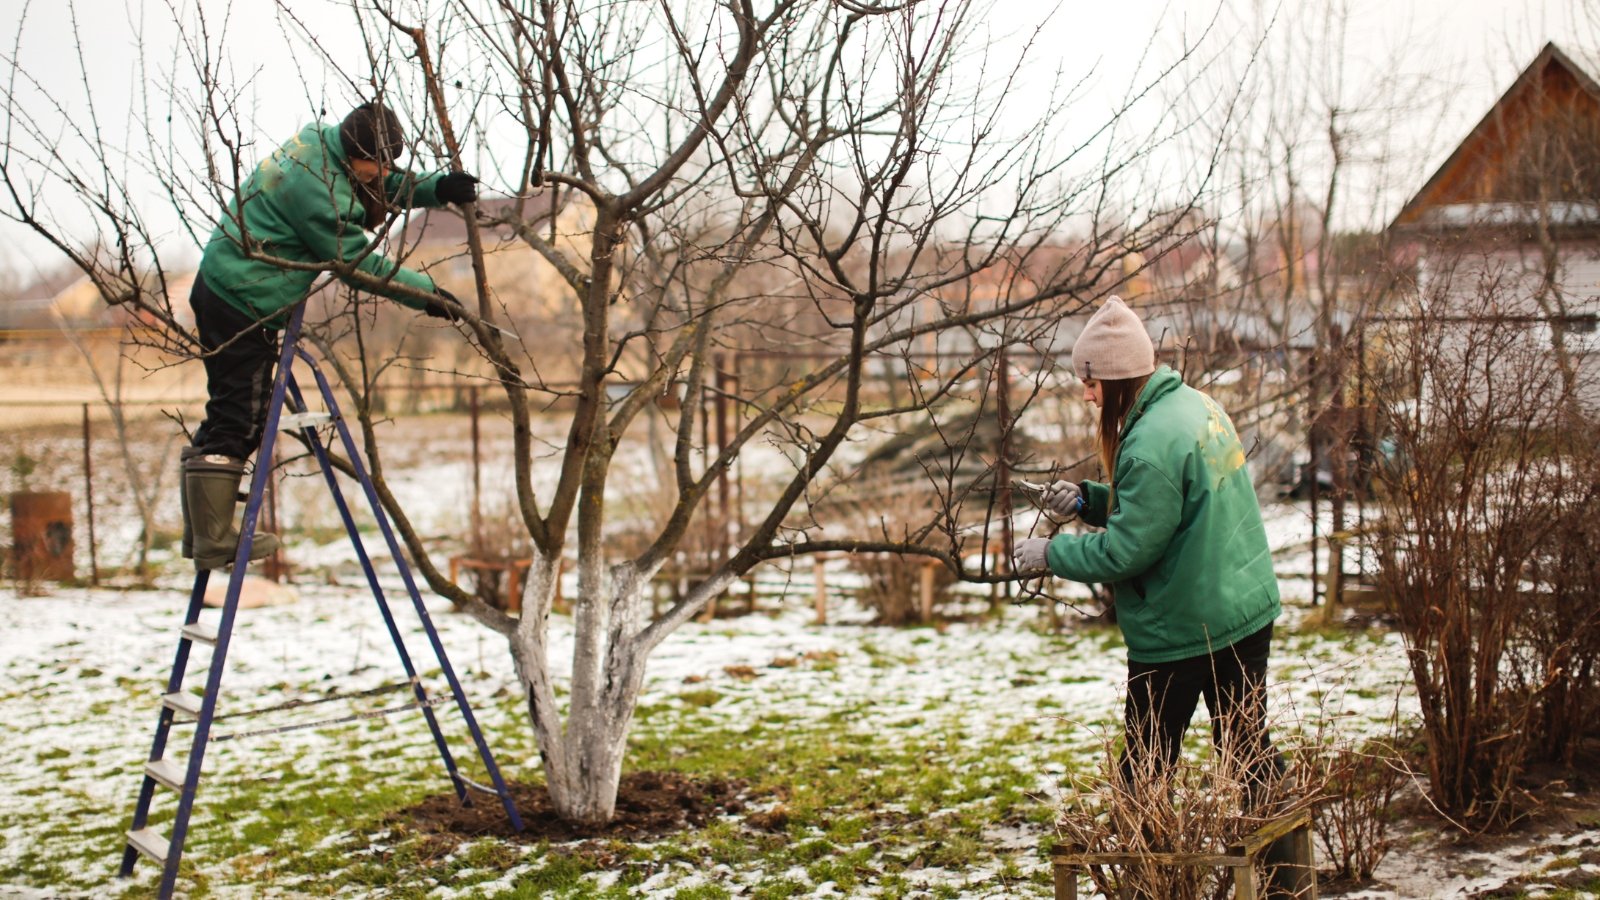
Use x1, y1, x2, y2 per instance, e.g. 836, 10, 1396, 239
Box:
506, 535, 742, 822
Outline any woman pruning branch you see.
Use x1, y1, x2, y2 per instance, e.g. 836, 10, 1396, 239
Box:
1013, 296, 1284, 800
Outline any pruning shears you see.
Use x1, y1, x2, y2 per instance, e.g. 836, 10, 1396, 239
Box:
467, 319, 523, 342
1009, 479, 1061, 604
1013, 479, 1084, 520
1013, 479, 1050, 511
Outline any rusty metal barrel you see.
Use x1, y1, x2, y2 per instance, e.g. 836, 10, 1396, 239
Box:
10, 490, 74, 581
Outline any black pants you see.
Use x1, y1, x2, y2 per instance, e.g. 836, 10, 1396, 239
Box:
1120, 622, 1284, 803
189, 274, 279, 461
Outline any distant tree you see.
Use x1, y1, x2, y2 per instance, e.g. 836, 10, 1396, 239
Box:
1167, 0, 1445, 353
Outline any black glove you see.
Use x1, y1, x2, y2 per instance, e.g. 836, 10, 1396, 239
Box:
435, 171, 479, 205
424, 288, 466, 322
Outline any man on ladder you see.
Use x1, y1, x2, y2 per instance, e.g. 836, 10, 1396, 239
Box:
182, 100, 479, 569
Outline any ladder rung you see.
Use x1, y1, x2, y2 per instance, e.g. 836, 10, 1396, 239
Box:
279, 411, 333, 430
144, 758, 187, 791
161, 692, 202, 720
126, 828, 168, 865
181, 622, 217, 646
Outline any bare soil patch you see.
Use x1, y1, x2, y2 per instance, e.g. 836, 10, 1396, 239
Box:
394, 770, 747, 846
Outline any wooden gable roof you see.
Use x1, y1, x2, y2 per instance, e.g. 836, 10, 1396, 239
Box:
1392, 42, 1600, 231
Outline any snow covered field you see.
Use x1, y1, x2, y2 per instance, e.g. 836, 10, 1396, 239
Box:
5, 552, 1594, 898
0, 564, 1363, 897
2, 413, 1598, 897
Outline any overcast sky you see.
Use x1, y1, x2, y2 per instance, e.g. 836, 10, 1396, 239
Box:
0, 0, 1594, 288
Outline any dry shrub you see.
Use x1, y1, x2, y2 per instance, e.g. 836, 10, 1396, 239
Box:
853, 551, 957, 625
1305, 732, 1407, 881
1522, 425, 1600, 766
1365, 281, 1600, 828
1056, 694, 1313, 900
827, 474, 958, 625
463, 492, 538, 610
604, 435, 728, 610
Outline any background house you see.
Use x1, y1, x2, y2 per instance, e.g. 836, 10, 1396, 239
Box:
1388, 42, 1600, 409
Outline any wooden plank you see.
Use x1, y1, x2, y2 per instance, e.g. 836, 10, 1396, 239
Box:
1263, 821, 1319, 899
1293, 824, 1319, 900
1052, 862, 1078, 900
125, 828, 168, 865
1047, 810, 1317, 898
919, 560, 936, 622
161, 692, 201, 720
144, 758, 186, 792
1239, 809, 1312, 856
1052, 850, 1249, 867
813, 555, 828, 625
1232, 864, 1257, 900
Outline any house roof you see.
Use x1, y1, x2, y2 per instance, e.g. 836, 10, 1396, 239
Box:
14, 269, 88, 304
1391, 42, 1600, 232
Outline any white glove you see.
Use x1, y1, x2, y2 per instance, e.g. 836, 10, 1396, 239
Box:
1041, 480, 1083, 522
1012, 537, 1052, 573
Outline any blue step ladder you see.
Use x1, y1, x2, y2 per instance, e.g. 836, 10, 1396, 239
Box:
119, 303, 523, 899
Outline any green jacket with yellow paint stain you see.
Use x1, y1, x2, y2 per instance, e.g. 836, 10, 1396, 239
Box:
1046, 366, 1280, 663
199, 123, 449, 328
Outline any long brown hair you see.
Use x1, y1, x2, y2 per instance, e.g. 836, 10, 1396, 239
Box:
1097, 374, 1152, 499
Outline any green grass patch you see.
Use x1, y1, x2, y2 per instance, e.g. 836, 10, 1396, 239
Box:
17, 594, 1417, 898
679, 689, 724, 708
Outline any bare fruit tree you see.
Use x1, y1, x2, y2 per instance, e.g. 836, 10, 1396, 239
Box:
3, 0, 1242, 824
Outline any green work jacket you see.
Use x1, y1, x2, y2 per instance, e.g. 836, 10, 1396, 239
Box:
1046, 366, 1281, 663
199, 122, 449, 327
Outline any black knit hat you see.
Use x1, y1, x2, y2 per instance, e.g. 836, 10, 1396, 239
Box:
339, 102, 407, 163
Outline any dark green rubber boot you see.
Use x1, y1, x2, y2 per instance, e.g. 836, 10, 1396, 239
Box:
185, 454, 280, 570
179, 446, 204, 559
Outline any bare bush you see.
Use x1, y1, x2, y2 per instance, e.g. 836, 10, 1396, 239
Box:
1055, 694, 1311, 900
463, 492, 539, 611
853, 552, 957, 626
1365, 277, 1593, 828
1522, 422, 1600, 766
1306, 731, 1407, 881
828, 476, 966, 625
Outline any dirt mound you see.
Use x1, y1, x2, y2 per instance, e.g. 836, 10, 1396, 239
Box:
396, 770, 747, 844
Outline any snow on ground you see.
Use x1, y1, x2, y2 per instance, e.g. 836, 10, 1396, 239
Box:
0, 535, 1496, 900
1, 413, 1595, 896
2, 558, 1584, 898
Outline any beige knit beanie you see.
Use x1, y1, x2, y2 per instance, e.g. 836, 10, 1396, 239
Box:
1071, 296, 1156, 381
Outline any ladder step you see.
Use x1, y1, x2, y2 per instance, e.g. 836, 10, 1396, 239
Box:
161, 692, 202, 720
181, 622, 218, 646
126, 828, 168, 866
279, 411, 333, 430
144, 758, 188, 792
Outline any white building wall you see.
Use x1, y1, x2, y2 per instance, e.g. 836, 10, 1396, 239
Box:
1415, 241, 1600, 414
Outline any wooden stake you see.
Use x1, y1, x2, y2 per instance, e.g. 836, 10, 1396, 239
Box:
813, 555, 827, 625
